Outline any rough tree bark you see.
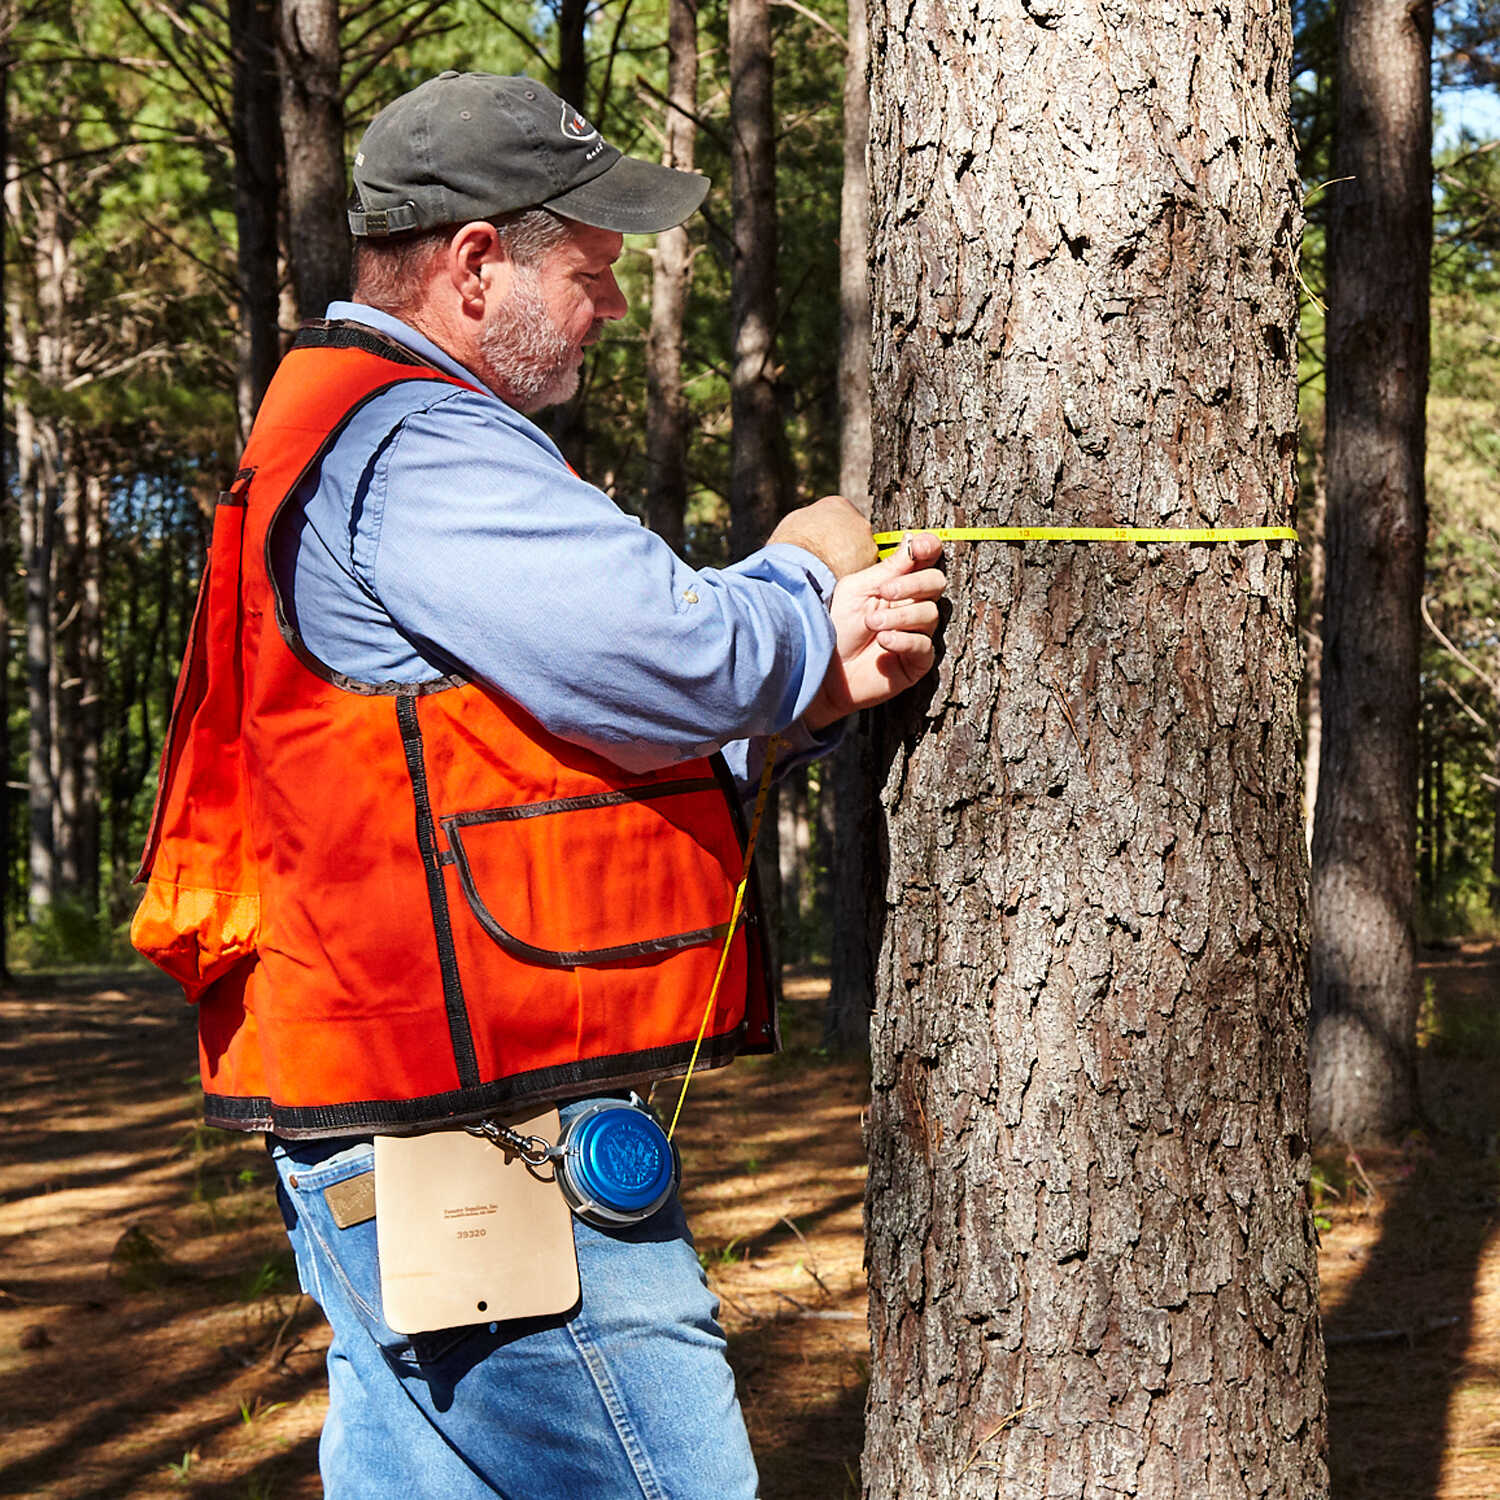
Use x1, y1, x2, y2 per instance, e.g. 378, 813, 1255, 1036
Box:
1307, 0, 1432, 1143
230, 0, 281, 434
861, 0, 1327, 1494
826, 0, 877, 1051
645, 0, 699, 554
277, 0, 349, 323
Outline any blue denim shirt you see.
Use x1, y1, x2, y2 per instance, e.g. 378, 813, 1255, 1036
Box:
272, 303, 841, 786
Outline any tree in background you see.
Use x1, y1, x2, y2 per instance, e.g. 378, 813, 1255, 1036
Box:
727, 0, 782, 560
826, 0, 875, 1050
728, 0, 787, 985
644, 0, 699, 553
1414, 131, 1500, 926
4, 0, 861, 957
277, 0, 349, 321
229, 0, 281, 431
861, 0, 1325, 1491
1308, 0, 1433, 1143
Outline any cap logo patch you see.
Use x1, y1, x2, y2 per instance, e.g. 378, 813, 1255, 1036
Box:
561, 104, 600, 143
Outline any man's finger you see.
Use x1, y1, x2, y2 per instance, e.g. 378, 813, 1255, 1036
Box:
867, 599, 940, 633
877, 567, 947, 603
874, 629, 938, 659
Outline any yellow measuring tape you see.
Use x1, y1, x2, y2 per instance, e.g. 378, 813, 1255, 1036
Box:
873, 525, 1298, 557
666, 734, 782, 1141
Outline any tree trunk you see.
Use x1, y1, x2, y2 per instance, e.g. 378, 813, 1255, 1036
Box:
554, 0, 588, 111
544, 0, 594, 469
1308, 0, 1431, 1143
826, 0, 876, 1051
1419, 707, 1434, 905
862, 0, 1326, 1493
1490, 738, 1500, 915
837, 0, 871, 508
644, 0, 699, 553
231, 0, 282, 434
0, 40, 11, 975
778, 763, 812, 962
728, 0, 786, 994
277, 0, 349, 323
20, 159, 71, 916
727, 0, 781, 561
826, 713, 878, 1051
1434, 728, 1446, 903
1301, 458, 1325, 854
79, 469, 103, 910
52, 458, 85, 898
16, 384, 53, 917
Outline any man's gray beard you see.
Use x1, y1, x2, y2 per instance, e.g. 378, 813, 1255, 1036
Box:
477, 269, 581, 413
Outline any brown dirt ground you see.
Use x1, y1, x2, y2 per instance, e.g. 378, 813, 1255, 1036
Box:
2, 957, 1499, 1499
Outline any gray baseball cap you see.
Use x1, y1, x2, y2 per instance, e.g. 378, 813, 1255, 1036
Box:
348, 72, 709, 237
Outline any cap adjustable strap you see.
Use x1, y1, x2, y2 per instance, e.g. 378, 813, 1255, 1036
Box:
348, 202, 422, 236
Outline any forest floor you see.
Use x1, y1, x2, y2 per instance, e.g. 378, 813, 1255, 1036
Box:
2, 955, 1499, 1499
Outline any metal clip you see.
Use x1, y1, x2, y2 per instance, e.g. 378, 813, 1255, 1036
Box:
463, 1119, 556, 1168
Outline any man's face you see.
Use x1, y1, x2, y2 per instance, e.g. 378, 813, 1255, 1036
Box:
478, 223, 628, 413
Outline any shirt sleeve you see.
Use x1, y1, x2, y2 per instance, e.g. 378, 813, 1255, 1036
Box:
360, 390, 840, 774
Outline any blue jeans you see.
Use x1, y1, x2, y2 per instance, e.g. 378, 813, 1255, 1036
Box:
269, 1101, 760, 1499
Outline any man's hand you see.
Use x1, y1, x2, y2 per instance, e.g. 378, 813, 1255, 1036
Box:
805, 533, 946, 730
767, 495, 880, 579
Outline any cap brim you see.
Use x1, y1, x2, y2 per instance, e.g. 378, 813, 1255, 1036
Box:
544, 155, 709, 234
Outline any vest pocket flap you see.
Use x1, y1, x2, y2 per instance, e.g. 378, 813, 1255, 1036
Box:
441, 780, 742, 967
131, 877, 261, 1000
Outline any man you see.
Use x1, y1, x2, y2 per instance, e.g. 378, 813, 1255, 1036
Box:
134, 72, 944, 1497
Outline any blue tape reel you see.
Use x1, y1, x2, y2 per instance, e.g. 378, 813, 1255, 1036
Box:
554, 1097, 681, 1228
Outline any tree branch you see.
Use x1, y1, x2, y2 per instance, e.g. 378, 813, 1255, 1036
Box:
464, 0, 553, 70
771, 0, 847, 46
343, 0, 454, 98
1422, 592, 1500, 704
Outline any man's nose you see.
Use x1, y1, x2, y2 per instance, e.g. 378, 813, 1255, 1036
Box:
599, 268, 628, 321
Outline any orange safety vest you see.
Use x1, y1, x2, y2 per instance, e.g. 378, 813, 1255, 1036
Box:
133, 322, 774, 1137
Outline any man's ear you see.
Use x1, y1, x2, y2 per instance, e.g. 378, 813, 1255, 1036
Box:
446, 221, 512, 316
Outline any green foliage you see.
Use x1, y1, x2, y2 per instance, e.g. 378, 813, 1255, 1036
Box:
18, 0, 1496, 964
6, 0, 854, 936
239, 1252, 297, 1303
238, 1394, 288, 1427
9, 899, 138, 968
1420, 968, 1500, 1058
166, 1450, 199, 1482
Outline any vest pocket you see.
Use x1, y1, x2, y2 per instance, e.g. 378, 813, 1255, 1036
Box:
440, 778, 742, 967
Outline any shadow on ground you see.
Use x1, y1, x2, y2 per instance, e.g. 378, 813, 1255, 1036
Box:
1320, 944, 1500, 1500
